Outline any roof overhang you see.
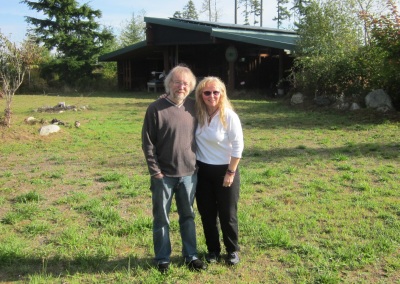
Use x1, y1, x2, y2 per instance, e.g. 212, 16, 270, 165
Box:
99, 17, 298, 62
99, 41, 147, 61
211, 29, 297, 50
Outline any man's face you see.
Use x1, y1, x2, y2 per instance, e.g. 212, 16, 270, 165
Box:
169, 73, 191, 103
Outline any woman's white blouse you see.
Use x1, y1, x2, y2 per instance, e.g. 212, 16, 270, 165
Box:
195, 108, 244, 165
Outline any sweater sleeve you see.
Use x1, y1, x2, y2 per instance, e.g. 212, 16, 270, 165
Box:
141, 104, 161, 176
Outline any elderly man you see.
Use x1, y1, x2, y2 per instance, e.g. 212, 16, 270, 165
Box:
141, 64, 207, 273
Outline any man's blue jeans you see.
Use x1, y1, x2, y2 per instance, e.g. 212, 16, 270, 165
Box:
150, 174, 199, 264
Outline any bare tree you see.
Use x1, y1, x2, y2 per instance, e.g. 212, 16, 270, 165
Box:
200, 0, 222, 21
0, 33, 33, 127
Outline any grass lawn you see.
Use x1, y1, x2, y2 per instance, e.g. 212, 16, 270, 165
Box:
1, 92, 399, 283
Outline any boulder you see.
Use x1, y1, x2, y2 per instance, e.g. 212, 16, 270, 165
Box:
350, 103, 361, 110
24, 117, 38, 124
291, 93, 304, 105
39, 125, 61, 136
365, 89, 393, 110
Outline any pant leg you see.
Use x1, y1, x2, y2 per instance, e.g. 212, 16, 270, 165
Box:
175, 174, 199, 262
216, 169, 240, 253
150, 176, 175, 264
196, 161, 221, 254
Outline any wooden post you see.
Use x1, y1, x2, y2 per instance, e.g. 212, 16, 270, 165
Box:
225, 46, 238, 93
228, 61, 235, 93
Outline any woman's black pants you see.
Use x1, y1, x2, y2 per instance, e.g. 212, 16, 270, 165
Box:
195, 160, 240, 255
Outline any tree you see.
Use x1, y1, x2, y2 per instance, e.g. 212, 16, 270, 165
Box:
173, 0, 198, 20
200, 0, 222, 22
173, 11, 183, 18
183, 0, 199, 20
291, 0, 311, 26
119, 11, 146, 47
355, 0, 390, 44
292, 0, 363, 96
251, 0, 262, 26
21, 0, 114, 87
96, 26, 119, 90
273, 0, 292, 28
360, 0, 400, 105
22, 34, 48, 89
202, 0, 213, 21
239, 0, 252, 25
0, 33, 37, 127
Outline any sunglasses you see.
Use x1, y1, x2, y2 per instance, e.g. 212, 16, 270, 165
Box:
202, 91, 220, 96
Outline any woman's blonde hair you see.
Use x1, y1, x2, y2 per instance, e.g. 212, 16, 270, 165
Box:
195, 76, 233, 128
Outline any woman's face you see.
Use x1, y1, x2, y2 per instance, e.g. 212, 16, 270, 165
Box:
201, 82, 221, 109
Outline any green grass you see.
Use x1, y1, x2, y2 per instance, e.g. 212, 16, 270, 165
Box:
0, 92, 399, 283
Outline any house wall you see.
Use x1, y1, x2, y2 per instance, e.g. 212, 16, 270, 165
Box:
116, 42, 293, 93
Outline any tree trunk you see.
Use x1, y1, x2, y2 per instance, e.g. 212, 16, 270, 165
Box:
4, 99, 12, 127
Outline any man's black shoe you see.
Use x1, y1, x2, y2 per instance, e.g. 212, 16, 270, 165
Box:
185, 259, 207, 271
157, 262, 170, 273
206, 252, 220, 263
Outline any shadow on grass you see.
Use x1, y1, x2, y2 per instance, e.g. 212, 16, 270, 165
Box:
234, 98, 400, 128
0, 255, 185, 281
20, 91, 168, 100
243, 142, 400, 161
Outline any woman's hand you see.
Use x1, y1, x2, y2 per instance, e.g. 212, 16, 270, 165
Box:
223, 173, 234, 187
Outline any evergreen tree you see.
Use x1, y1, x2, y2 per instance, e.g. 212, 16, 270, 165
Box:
119, 11, 146, 47
239, 0, 252, 25
292, 0, 311, 26
21, 0, 114, 86
182, 0, 199, 20
273, 0, 292, 28
251, 0, 262, 26
173, 11, 183, 18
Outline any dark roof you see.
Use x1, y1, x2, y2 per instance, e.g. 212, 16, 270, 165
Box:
99, 17, 298, 61
99, 41, 147, 61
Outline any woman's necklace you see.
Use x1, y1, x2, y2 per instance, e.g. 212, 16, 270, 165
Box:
207, 108, 219, 124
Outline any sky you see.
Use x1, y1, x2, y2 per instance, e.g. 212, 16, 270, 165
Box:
0, 0, 277, 44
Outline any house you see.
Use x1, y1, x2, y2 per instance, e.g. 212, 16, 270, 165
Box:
99, 17, 298, 93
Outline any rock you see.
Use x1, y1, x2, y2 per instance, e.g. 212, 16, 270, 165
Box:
51, 118, 65, 125
350, 103, 361, 110
376, 106, 392, 113
333, 101, 350, 110
39, 125, 61, 136
37, 102, 78, 113
291, 93, 304, 105
24, 117, 38, 124
365, 89, 393, 110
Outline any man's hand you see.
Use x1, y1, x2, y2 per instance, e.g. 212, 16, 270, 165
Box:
154, 173, 164, 179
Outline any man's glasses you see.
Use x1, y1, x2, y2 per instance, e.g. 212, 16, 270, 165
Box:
203, 91, 220, 96
173, 81, 189, 87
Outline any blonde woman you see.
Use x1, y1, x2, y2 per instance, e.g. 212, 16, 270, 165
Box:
194, 77, 244, 265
